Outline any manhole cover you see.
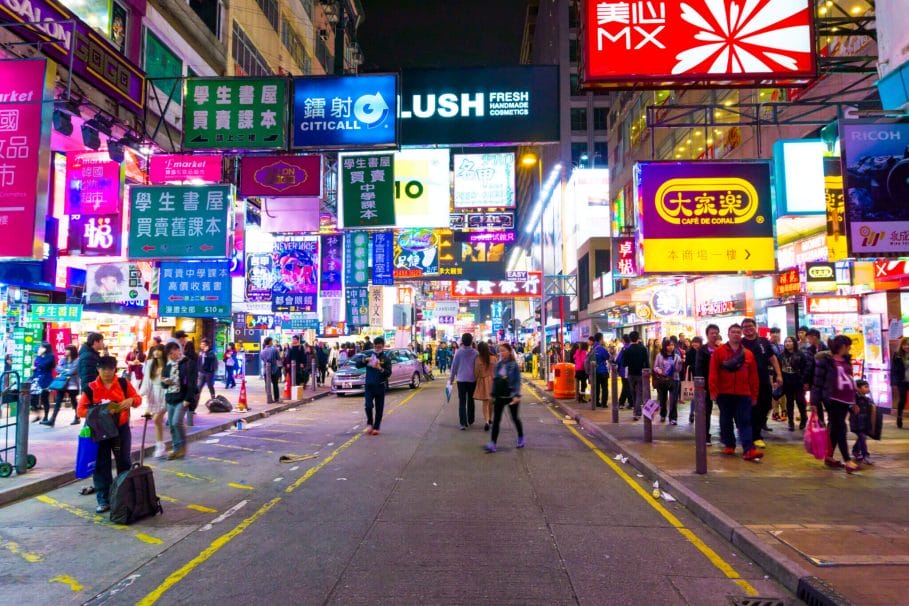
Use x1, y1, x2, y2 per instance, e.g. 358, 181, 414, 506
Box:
730, 597, 787, 606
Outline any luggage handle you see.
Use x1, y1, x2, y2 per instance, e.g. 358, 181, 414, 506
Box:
139, 412, 152, 466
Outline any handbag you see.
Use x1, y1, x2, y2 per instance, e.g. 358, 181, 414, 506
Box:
868, 404, 883, 441
491, 376, 511, 399
680, 380, 695, 401
75, 425, 98, 479
804, 412, 828, 460
652, 372, 673, 390
48, 372, 70, 391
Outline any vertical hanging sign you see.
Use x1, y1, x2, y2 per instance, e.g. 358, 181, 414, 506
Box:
371, 231, 394, 286
339, 153, 396, 228
320, 234, 343, 297
344, 231, 369, 287
824, 156, 848, 262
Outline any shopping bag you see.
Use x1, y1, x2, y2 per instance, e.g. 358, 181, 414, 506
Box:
803, 412, 828, 460
445, 382, 452, 402
642, 399, 661, 421
75, 425, 99, 479
868, 404, 883, 441
680, 380, 695, 401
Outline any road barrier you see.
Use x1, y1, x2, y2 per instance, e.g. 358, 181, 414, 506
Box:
694, 376, 707, 474
611, 363, 619, 423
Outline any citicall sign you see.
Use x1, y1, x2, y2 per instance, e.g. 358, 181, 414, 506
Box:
582, 0, 817, 86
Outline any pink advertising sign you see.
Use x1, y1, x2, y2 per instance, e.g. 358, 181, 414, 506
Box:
0, 59, 52, 258
239, 155, 322, 198
148, 154, 223, 184
64, 152, 123, 214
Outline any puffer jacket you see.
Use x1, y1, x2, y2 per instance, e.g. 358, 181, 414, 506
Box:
77, 344, 101, 391
811, 350, 854, 406
708, 343, 759, 402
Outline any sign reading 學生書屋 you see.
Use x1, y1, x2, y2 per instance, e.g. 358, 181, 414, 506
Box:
183, 78, 287, 150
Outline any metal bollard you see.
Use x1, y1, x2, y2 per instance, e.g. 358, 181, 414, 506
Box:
642, 368, 652, 443
694, 376, 707, 474
611, 363, 619, 423
291, 361, 297, 390
264, 362, 274, 404
15, 386, 30, 474
312, 360, 318, 391
589, 368, 597, 411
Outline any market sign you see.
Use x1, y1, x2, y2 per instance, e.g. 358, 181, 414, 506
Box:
449, 212, 515, 230
0, 0, 146, 114
840, 121, 909, 256
239, 155, 322, 197
805, 262, 837, 294
346, 286, 369, 327
823, 156, 848, 262
67, 214, 121, 256
582, 0, 817, 87
776, 267, 801, 297
292, 74, 397, 148
85, 262, 149, 304
453, 153, 515, 209
398, 66, 559, 145
338, 153, 395, 228
183, 78, 287, 150
806, 296, 859, 314
636, 161, 775, 273
613, 236, 639, 277
127, 184, 232, 259
64, 152, 123, 215
159, 260, 231, 317
371, 231, 394, 286
149, 155, 223, 184
393, 229, 440, 279
450, 272, 542, 299
344, 231, 369, 287
0, 59, 52, 259
29, 303, 82, 322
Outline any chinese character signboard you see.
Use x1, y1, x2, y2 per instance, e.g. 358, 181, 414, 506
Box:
776, 267, 801, 297
85, 262, 149, 304
239, 155, 322, 197
292, 74, 397, 148
339, 153, 395, 228
345, 231, 369, 287
245, 253, 275, 302
636, 161, 775, 273
613, 236, 639, 277
67, 215, 121, 256
320, 234, 343, 296
583, 0, 816, 87
47, 326, 71, 358
346, 286, 369, 327
806, 262, 837, 294
0, 59, 52, 258
30, 304, 83, 323
159, 261, 231, 317
128, 185, 232, 259
399, 66, 559, 145
450, 272, 542, 299
823, 156, 848, 262
453, 153, 516, 208
394, 229, 440, 279
372, 231, 394, 286
439, 230, 508, 280
806, 296, 859, 314
272, 237, 319, 313
149, 155, 223, 184
468, 231, 515, 243
65, 152, 123, 214
183, 78, 287, 150
839, 122, 909, 256
368, 285, 385, 327
449, 212, 515, 230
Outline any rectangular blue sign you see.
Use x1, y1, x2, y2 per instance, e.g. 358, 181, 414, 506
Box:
292, 74, 398, 148
159, 260, 231, 317
372, 231, 394, 286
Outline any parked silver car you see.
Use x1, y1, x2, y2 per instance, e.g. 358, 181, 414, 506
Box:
331, 348, 423, 396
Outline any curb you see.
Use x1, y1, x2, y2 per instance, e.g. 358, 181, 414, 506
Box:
0, 390, 332, 509
524, 379, 852, 605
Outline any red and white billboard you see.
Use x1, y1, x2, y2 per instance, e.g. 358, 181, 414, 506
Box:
450, 272, 542, 299
583, 0, 816, 86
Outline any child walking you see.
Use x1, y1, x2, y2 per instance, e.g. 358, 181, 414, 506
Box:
850, 379, 874, 465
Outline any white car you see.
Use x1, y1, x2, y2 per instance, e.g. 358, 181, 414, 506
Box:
331, 348, 423, 396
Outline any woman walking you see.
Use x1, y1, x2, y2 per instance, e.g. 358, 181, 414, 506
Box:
574, 342, 589, 403
485, 343, 525, 453
32, 342, 55, 423
473, 341, 498, 431
779, 336, 808, 431
223, 342, 238, 389
125, 342, 146, 387
140, 344, 168, 458
449, 334, 478, 430
890, 337, 909, 428
43, 345, 80, 427
653, 338, 683, 424
811, 335, 859, 473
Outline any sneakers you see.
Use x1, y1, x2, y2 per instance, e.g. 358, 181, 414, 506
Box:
370, 429, 380, 436
722, 447, 736, 456
669, 420, 677, 426
153, 443, 166, 459
824, 457, 845, 469
753, 439, 767, 448
95, 503, 110, 513
845, 460, 860, 474
363, 425, 373, 434
484, 442, 496, 453
516, 437, 526, 449
743, 449, 763, 461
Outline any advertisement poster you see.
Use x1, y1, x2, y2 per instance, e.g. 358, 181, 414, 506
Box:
320, 234, 343, 296
239, 155, 322, 197
0, 59, 52, 258
344, 231, 370, 287
450, 272, 542, 299
453, 153, 516, 208
183, 78, 287, 149
439, 230, 508, 280
368, 285, 385, 327
85, 262, 149, 304
149, 154, 222, 184
67, 214, 121, 256
636, 161, 775, 273
840, 122, 909, 255
346, 287, 369, 327
128, 184, 232, 259
159, 260, 231, 317
823, 156, 848, 261
245, 253, 275, 302
862, 314, 884, 367
371, 231, 394, 286
339, 153, 395, 228
392, 149, 451, 227
64, 151, 123, 215
393, 229, 440, 279
272, 237, 319, 313
292, 74, 397, 148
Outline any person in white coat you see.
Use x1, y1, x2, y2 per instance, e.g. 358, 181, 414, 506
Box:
140, 344, 168, 458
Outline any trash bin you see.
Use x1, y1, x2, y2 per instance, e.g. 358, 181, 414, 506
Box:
553, 363, 576, 399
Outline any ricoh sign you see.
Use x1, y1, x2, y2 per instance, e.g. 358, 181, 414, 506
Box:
399, 66, 559, 145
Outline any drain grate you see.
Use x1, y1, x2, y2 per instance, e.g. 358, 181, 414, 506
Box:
730, 597, 787, 606
796, 576, 855, 606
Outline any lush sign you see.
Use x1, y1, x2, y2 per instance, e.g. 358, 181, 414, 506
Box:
159, 261, 231, 317
636, 161, 775, 273
339, 153, 395, 228
583, 0, 816, 87
128, 185, 232, 259
239, 155, 322, 197
183, 78, 287, 150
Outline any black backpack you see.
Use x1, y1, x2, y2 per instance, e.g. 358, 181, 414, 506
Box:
109, 414, 163, 524
205, 395, 233, 413
84, 378, 128, 443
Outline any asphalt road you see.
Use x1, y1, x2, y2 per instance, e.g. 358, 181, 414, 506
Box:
0, 380, 792, 605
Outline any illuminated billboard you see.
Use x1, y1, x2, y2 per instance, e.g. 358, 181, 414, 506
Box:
453, 153, 515, 209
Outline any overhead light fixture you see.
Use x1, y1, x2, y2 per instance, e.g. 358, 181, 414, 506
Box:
524, 163, 562, 234
84, 113, 114, 137
52, 109, 73, 136
107, 141, 124, 163
81, 123, 101, 150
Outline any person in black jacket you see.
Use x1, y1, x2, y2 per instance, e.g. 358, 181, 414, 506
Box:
684, 336, 702, 422
802, 328, 828, 423
779, 336, 808, 431
355, 337, 393, 435
622, 331, 650, 421
694, 324, 721, 444
77, 332, 105, 395
162, 342, 197, 460
197, 338, 218, 401
890, 337, 909, 428
182, 341, 200, 426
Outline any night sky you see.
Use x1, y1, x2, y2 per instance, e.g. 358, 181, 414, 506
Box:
357, 0, 529, 71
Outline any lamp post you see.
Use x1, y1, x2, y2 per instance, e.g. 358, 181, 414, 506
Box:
520, 153, 545, 380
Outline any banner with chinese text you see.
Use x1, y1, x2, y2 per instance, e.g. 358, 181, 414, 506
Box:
344, 231, 369, 287
339, 153, 395, 228
823, 156, 848, 262
29, 304, 83, 323
320, 234, 343, 296
159, 260, 231, 317
272, 237, 319, 313
371, 231, 394, 286
345, 287, 369, 327
64, 152, 123, 214
183, 78, 287, 150
393, 229, 440, 279
449, 272, 542, 299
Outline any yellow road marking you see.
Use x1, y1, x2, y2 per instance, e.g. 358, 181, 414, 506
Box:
224, 434, 292, 443
187, 504, 218, 514
200, 456, 239, 465
135, 533, 163, 545
530, 390, 759, 597
228, 482, 255, 491
50, 575, 84, 592
138, 387, 424, 606
35, 495, 163, 546
158, 495, 179, 503
1, 539, 44, 563
211, 443, 262, 453
146, 465, 212, 482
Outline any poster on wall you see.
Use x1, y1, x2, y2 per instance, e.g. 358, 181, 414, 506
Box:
271, 237, 319, 313
245, 253, 275, 302
393, 229, 440, 279
862, 314, 884, 366
453, 153, 515, 209
64, 151, 123, 215
85, 262, 149, 304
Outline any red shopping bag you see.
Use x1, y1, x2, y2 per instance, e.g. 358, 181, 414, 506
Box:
804, 412, 828, 460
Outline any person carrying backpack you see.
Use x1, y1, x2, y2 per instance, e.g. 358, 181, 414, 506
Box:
76, 355, 142, 513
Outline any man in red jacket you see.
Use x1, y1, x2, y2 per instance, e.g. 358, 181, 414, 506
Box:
77, 355, 143, 513
709, 324, 763, 461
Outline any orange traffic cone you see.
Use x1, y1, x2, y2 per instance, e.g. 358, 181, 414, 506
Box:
283, 369, 291, 400
237, 375, 249, 411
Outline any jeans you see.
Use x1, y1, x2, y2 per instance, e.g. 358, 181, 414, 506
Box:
751, 384, 772, 441
269, 372, 281, 401
198, 371, 215, 400
717, 394, 754, 452
364, 383, 386, 429
852, 433, 869, 460
619, 377, 630, 407
94, 422, 132, 506
491, 397, 523, 444
594, 372, 609, 407
783, 382, 807, 428
49, 389, 78, 423
224, 365, 236, 388
657, 380, 679, 421
628, 375, 643, 416
166, 402, 186, 451
826, 400, 851, 461
457, 381, 476, 427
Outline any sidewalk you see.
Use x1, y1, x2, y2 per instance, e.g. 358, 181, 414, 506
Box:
525, 376, 909, 606
0, 377, 332, 508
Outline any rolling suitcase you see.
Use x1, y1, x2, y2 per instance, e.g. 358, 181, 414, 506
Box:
109, 413, 163, 524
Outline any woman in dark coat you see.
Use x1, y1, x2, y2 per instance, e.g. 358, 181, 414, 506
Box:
890, 337, 909, 428
780, 336, 808, 431
811, 335, 859, 473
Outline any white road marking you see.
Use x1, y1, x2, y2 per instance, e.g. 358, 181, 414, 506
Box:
198, 500, 248, 532
290, 466, 299, 471
273, 477, 284, 482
